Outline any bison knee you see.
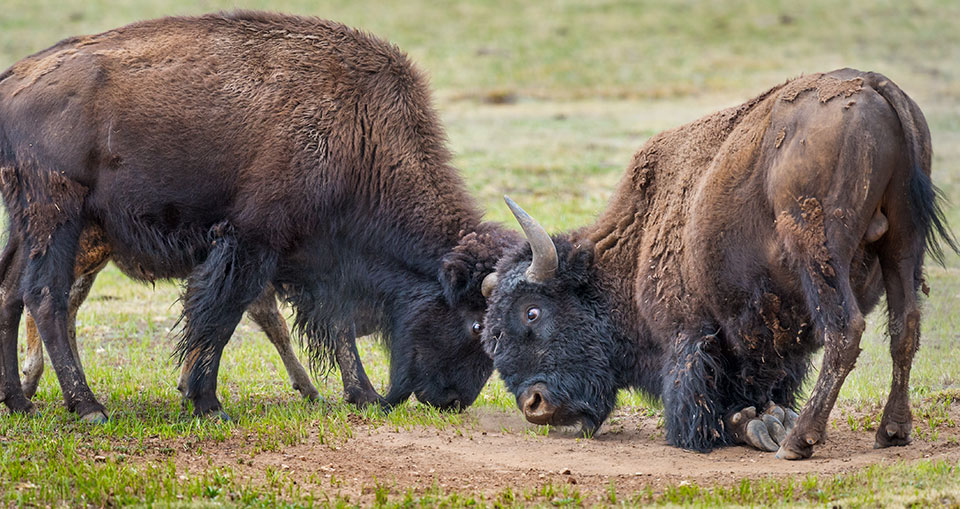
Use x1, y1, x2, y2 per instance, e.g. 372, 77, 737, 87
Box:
23, 286, 60, 320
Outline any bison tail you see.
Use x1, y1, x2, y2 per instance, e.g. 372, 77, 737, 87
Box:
661, 327, 729, 452
871, 73, 959, 264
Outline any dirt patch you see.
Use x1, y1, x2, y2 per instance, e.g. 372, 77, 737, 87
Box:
776, 196, 835, 279
122, 402, 960, 503
816, 77, 863, 103
775, 127, 786, 148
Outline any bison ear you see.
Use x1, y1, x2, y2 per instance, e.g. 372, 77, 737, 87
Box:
439, 224, 522, 307
565, 240, 597, 286
439, 251, 476, 308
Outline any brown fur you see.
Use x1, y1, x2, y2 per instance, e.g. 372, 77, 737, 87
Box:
0, 11, 508, 419
485, 69, 948, 459
579, 69, 936, 457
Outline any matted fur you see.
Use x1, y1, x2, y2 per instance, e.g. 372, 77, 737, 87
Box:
483, 69, 956, 457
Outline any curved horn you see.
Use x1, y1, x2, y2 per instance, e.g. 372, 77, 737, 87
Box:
504, 196, 558, 282
481, 272, 499, 298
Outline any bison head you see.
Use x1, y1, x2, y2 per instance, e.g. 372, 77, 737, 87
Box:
481, 197, 622, 436
383, 223, 518, 411
385, 294, 492, 411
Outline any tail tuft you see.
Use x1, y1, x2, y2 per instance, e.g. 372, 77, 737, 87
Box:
870, 72, 959, 266
909, 168, 959, 266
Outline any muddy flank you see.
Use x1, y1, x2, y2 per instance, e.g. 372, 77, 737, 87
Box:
126, 401, 960, 502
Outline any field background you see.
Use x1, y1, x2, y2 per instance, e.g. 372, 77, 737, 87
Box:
2, 0, 960, 506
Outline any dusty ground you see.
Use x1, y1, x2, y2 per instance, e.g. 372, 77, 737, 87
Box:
122, 401, 960, 503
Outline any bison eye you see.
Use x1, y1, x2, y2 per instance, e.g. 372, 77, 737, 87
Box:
526, 306, 541, 323
471, 321, 482, 335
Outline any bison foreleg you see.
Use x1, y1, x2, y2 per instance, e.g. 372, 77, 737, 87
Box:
176, 223, 277, 419
662, 328, 728, 452
174, 286, 322, 403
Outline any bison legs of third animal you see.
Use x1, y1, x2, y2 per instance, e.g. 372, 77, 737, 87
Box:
175, 286, 322, 403
238, 287, 322, 402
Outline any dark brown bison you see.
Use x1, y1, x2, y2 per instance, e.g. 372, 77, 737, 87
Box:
18, 225, 320, 402
0, 11, 515, 422
481, 69, 955, 459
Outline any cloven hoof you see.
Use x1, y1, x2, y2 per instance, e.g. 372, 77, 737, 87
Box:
296, 385, 323, 403
80, 410, 109, 424
205, 410, 231, 422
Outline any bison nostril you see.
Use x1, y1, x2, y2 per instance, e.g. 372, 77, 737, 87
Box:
521, 384, 556, 424
526, 392, 543, 413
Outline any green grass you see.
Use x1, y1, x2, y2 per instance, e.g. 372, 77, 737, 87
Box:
3, 0, 960, 506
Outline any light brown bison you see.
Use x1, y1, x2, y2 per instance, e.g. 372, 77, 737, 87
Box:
481, 69, 955, 459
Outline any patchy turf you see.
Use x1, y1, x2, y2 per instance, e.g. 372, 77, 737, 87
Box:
2, 0, 960, 506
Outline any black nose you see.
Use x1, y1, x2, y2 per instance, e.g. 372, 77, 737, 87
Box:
433, 394, 463, 412
520, 383, 558, 425
438, 398, 462, 412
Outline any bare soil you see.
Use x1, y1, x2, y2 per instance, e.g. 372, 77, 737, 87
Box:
129, 402, 960, 503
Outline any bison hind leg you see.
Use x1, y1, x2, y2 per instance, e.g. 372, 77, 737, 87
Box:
874, 208, 927, 448
662, 327, 729, 452
0, 234, 33, 414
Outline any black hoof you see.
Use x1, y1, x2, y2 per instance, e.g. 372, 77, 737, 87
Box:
207, 410, 231, 422
3, 392, 35, 414
81, 410, 109, 424
345, 388, 390, 410
874, 420, 912, 448
727, 402, 799, 453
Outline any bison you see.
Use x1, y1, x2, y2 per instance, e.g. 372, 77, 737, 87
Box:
0, 11, 514, 422
480, 69, 955, 459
